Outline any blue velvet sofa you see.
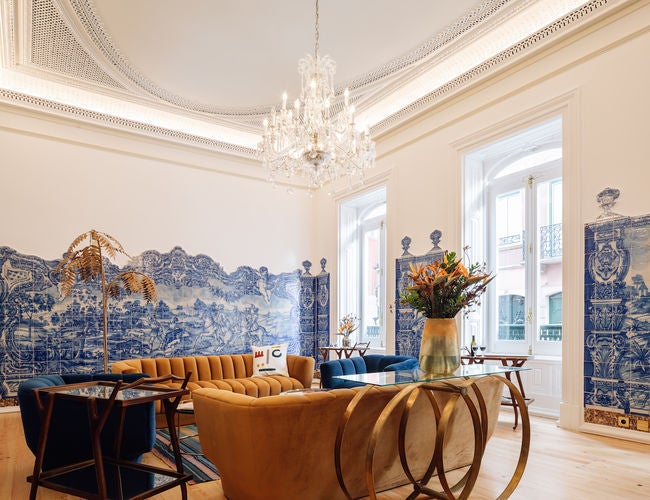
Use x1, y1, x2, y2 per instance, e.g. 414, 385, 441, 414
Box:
18, 372, 156, 472
320, 354, 418, 389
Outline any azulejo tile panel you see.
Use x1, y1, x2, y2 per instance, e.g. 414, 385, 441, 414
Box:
584, 215, 650, 429
394, 231, 446, 357
0, 246, 329, 400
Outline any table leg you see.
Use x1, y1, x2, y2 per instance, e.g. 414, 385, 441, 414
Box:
29, 391, 55, 500
504, 370, 520, 430
163, 399, 188, 500
318, 348, 329, 362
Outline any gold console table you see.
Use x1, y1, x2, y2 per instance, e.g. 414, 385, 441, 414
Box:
332, 364, 530, 500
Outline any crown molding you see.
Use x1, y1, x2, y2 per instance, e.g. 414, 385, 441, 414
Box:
0, 0, 630, 164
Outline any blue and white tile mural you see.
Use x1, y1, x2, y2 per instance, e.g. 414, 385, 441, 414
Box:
585, 212, 650, 427
299, 259, 331, 366
395, 231, 445, 357
0, 246, 329, 401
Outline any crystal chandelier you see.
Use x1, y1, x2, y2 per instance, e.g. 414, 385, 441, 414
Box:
258, 0, 375, 191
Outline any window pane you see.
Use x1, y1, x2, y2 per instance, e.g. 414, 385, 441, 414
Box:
495, 189, 525, 341
362, 227, 381, 347
537, 179, 562, 343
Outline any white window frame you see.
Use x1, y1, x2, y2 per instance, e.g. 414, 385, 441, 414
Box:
338, 186, 387, 349
461, 116, 563, 357
488, 162, 562, 356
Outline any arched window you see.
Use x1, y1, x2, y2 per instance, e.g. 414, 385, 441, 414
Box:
463, 117, 563, 356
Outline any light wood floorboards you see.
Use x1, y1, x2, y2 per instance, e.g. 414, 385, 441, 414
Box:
2, 409, 648, 499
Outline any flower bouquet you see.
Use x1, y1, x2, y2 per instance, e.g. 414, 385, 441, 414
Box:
337, 314, 359, 347
400, 249, 494, 374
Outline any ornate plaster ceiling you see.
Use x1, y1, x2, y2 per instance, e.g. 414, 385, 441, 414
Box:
0, 0, 616, 164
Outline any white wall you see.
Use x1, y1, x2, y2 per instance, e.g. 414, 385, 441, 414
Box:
0, 108, 315, 273
316, 2, 650, 439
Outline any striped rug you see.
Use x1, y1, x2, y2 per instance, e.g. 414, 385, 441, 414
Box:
152, 425, 220, 484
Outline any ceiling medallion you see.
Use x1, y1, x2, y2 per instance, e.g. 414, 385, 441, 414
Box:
257, 0, 375, 193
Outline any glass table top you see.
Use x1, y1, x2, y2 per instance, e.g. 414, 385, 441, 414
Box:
332, 364, 529, 387
56, 385, 167, 400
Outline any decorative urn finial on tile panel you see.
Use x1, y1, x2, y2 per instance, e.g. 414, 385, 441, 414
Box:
401, 236, 412, 256
596, 187, 623, 220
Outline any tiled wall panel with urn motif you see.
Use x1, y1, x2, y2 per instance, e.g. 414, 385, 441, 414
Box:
584, 215, 650, 431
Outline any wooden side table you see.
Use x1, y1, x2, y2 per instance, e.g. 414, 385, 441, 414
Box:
318, 342, 371, 362
28, 374, 192, 500
462, 354, 535, 429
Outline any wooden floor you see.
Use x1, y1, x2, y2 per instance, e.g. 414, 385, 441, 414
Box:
2, 409, 649, 499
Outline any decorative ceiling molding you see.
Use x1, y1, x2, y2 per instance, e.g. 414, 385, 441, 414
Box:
0, 87, 259, 158
0, 0, 17, 66
58, 0, 517, 121
0, 0, 622, 163
371, 0, 612, 136
31, 0, 123, 89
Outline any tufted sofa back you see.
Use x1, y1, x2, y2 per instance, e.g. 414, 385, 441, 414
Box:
112, 354, 315, 427
113, 355, 253, 381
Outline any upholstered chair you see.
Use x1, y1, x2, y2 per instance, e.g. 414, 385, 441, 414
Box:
18, 372, 156, 472
320, 354, 418, 389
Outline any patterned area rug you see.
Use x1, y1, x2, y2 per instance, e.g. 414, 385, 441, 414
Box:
152, 425, 219, 484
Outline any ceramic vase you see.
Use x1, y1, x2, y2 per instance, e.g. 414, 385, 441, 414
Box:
418, 318, 461, 375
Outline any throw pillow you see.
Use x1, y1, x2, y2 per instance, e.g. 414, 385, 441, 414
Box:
252, 343, 289, 377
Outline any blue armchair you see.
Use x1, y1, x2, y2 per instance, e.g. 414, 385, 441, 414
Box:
320, 354, 418, 389
18, 372, 156, 472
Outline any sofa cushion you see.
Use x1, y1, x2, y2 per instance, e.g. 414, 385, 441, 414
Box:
193, 376, 305, 397
252, 343, 289, 377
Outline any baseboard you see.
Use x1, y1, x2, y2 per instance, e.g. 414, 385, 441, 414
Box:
580, 422, 650, 444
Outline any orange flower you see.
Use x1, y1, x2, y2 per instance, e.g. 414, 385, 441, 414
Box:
400, 250, 494, 318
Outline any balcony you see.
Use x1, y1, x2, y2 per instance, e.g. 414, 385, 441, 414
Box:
539, 324, 562, 341
498, 223, 562, 262
498, 324, 563, 342
540, 223, 562, 259
498, 324, 525, 341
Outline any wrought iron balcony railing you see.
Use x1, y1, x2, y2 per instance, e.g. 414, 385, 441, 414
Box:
540, 223, 562, 259
497, 223, 562, 261
539, 324, 562, 341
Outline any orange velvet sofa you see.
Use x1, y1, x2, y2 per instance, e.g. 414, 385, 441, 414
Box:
192, 376, 502, 500
111, 354, 315, 427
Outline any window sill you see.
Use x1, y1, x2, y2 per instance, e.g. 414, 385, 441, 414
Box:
529, 354, 562, 362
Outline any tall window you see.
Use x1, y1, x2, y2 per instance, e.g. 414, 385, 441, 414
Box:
339, 187, 386, 348
463, 117, 562, 356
